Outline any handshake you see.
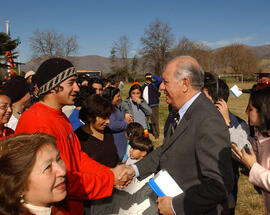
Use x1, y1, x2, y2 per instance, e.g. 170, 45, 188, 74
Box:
111, 164, 136, 188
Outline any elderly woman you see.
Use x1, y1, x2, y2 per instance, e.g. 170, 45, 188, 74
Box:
0, 133, 67, 215
0, 93, 14, 140
75, 94, 120, 168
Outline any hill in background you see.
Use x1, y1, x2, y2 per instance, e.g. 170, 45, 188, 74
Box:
21, 44, 270, 75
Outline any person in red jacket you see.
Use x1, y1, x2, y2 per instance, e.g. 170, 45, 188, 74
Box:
15, 58, 130, 215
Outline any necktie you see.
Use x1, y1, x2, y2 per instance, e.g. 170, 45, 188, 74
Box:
170, 112, 180, 136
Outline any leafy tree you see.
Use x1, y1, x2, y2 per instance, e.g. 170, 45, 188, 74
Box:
140, 19, 175, 76
0, 32, 18, 69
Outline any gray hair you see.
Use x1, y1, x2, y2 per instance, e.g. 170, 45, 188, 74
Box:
173, 56, 204, 90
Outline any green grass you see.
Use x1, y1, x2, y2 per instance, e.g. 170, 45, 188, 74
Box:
121, 81, 264, 214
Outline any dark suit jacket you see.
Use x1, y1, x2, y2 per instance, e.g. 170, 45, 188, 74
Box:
136, 93, 234, 215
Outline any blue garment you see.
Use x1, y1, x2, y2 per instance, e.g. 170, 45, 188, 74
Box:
141, 75, 162, 107
178, 92, 201, 122
68, 108, 84, 131
107, 106, 128, 159
122, 141, 130, 162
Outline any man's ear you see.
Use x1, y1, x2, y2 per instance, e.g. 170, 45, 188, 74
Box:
182, 77, 190, 93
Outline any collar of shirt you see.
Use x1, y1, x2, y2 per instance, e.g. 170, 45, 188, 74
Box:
178, 92, 201, 122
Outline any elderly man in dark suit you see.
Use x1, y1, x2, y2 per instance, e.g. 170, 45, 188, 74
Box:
124, 56, 234, 215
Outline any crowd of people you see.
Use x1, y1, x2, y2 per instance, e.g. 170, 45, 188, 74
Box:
0, 56, 269, 215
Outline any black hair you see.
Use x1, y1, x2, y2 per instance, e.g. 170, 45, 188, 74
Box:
79, 94, 114, 124
129, 136, 153, 154
74, 86, 95, 107
126, 122, 144, 139
250, 88, 270, 137
101, 78, 110, 88
38, 85, 64, 101
77, 75, 89, 85
102, 87, 120, 103
107, 74, 120, 86
203, 72, 229, 103
88, 78, 103, 87
128, 84, 142, 98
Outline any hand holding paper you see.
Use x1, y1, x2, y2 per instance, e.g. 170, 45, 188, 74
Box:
230, 85, 242, 98
157, 196, 174, 215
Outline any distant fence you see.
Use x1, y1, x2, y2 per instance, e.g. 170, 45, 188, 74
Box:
218, 74, 243, 83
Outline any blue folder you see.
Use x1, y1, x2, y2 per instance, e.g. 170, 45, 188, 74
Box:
148, 178, 165, 197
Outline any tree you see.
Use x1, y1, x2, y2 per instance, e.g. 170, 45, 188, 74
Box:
214, 44, 260, 77
130, 55, 139, 82
29, 29, 78, 57
110, 35, 132, 81
0, 32, 19, 69
140, 19, 175, 76
110, 47, 117, 73
171, 37, 213, 73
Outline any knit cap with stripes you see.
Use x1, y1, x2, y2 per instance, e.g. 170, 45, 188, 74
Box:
36, 58, 76, 95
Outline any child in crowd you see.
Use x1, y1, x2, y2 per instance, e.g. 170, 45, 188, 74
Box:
122, 122, 144, 163
232, 86, 270, 214
124, 136, 153, 191
119, 136, 156, 214
125, 136, 153, 165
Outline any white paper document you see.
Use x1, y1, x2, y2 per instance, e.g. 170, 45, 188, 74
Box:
230, 85, 243, 98
148, 169, 183, 197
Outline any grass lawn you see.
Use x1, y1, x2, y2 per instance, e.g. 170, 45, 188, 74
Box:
121, 81, 264, 214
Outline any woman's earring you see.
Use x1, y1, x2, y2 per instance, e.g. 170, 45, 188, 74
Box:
20, 194, 24, 204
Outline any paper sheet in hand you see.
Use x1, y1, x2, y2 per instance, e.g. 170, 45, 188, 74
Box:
230, 85, 242, 98
148, 169, 183, 197
230, 122, 251, 150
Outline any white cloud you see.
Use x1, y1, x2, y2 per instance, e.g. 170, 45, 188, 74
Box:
200, 36, 254, 48
129, 49, 139, 57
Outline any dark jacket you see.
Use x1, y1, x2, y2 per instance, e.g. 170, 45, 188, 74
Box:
141, 75, 162, 107
136, 93, 234, 215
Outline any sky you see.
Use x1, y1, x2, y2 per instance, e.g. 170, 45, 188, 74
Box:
1, 0, 270, 63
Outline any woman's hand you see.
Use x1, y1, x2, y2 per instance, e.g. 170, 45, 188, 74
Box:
241, 146, 257, 169
125, 113, 133, 123
132, 97, 141, 104
232, 144, 257, 169
215, 99, 230, 126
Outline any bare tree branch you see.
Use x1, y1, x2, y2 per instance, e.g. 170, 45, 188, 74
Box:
140, 19, 174, 76
29, 29, 78, 58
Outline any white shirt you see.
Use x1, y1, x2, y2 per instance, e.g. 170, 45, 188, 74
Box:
24, 203, 51, 215
5, 114, 18, 131
142, 85, 149, 104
